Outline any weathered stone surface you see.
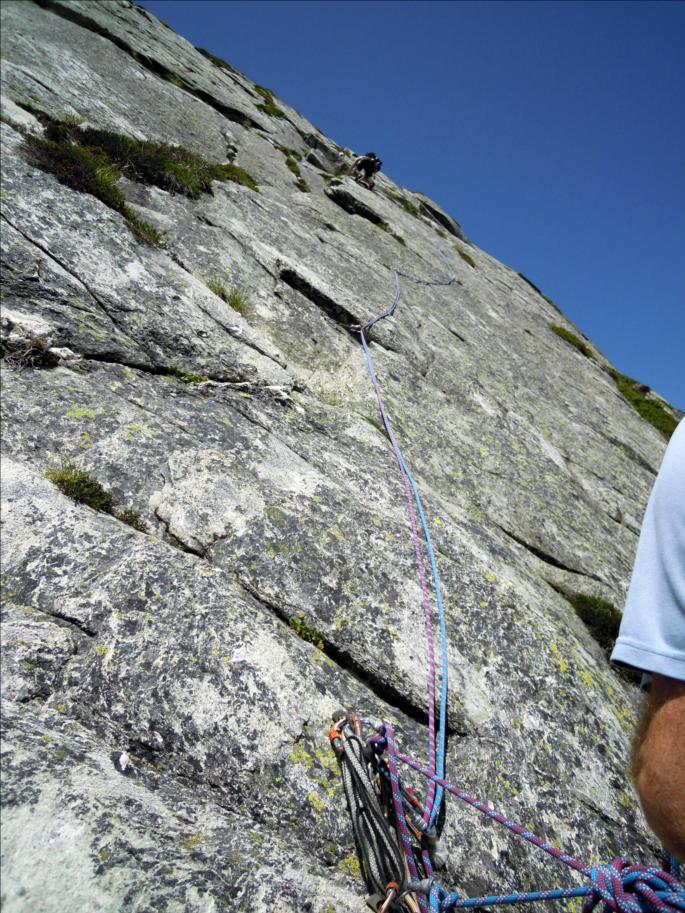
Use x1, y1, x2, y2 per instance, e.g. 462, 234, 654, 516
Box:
0, 2, 677, 911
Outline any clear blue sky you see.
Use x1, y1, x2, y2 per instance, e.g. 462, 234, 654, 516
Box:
140, 0, 685, 409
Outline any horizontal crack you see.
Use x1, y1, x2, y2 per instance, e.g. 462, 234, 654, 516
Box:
1, 213, 143, 351
495, 523, 604, 582
239, 578, 461, 734
280, 268, 359, 334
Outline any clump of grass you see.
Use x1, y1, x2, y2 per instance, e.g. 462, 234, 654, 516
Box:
285, 157, 301, 177
377, 222, 405, 245
162, 365, 209, 384
275, 145, 302, 162
550, 324, 594, 359
289, 613, 325, 650
254, 85, 285, 119
435, 228, 447, 239
205, 278, 250, 316
609, 369, 677, 441
196, 46, 237, 74
227, 287, 249, 315
115, 508, 148, 532
384, 190, 420, 217
453, 244, 476, 268
25, 135, 162, 245
213, 162, 259, 192
295, 177, 310, 193
45, 463, 114, 512
25, 118, 259, 239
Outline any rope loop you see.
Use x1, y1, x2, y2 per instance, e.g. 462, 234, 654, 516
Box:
582, 859, 685, 913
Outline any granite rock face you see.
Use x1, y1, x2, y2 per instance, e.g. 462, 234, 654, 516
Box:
0, 3, 679, 912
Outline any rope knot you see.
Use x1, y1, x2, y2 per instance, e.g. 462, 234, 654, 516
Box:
583, 858, 685, 913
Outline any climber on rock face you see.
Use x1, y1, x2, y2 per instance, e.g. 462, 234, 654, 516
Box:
611, 418, 685, 863
349, 152, 382, 190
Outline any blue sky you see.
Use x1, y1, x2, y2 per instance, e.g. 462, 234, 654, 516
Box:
140, 0, 684, 409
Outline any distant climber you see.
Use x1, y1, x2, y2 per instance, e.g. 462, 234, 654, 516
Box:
611, 417, 685, 862
349, 152, 382, 190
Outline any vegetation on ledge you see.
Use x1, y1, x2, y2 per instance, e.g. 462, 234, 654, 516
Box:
45, 462, 150, 532
25, 115, 257, 243
609, 369, 677, 441
254, 85, 286, 119
550, 324, 594, 359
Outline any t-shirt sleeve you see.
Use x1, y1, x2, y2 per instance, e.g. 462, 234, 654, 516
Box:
611, 418, 685, 680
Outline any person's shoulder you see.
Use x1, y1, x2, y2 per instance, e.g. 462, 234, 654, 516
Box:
654, 419, 685, 497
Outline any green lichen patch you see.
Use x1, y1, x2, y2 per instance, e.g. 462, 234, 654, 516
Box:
288, 613, 325, 650
550, 324, 594, 359
254, 85, 286, 118
45, 463, 114, 513
181, 832, 204, 851
195, 46, 237, 73
608, 369, 677, 441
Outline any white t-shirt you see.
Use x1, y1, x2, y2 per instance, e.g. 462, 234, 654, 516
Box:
611, 418, 685, 680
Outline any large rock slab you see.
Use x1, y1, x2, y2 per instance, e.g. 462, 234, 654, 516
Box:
1, 2, 674, 911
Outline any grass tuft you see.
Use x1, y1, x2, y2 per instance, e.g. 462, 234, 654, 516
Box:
384, 190, 420, 217
289, 614, 325, 650
25, 118, 259, 240
195, 46, 237, 73
254, 85, 286, 119
227, 287, 249, 315
115, 508, 148, 532
550, 324, 594, 359
205, 278, 250, 316
609, 370, 677, 440
45, 463, 114, 512
453, 244, 476, 268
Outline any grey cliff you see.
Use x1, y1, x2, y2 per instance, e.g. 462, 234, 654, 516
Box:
0, 2, 681, 912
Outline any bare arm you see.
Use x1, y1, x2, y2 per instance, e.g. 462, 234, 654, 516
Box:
632, 673, 685, 861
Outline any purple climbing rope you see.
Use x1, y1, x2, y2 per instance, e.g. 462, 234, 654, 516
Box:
343, 253, 685, 913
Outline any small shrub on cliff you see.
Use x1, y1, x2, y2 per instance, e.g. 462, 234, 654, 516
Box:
608, 369, 677, 441
45, 463, 114, 513
550, 324, 594, 359
289, 613, 325, 650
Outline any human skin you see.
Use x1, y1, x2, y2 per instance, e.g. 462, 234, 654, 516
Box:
632, 674, 685, 862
